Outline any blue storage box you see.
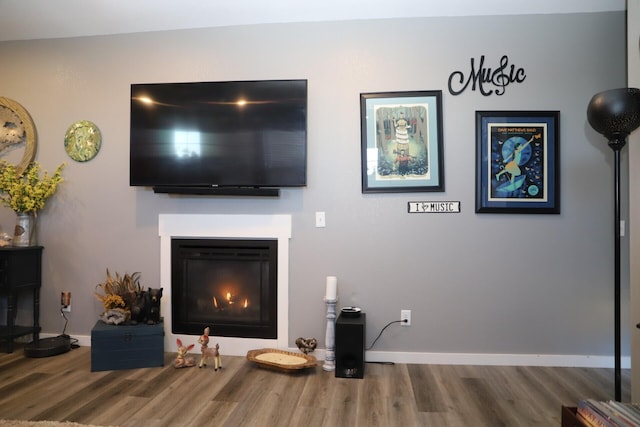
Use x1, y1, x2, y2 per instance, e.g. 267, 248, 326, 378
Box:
91, 321, 164, 371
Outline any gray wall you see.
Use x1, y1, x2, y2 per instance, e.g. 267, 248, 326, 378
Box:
0, 12, 627, 359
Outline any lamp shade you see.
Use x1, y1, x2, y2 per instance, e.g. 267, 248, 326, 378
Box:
587, 88, 640, 141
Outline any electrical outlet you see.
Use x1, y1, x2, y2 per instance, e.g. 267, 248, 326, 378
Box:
401, 309, 411, 326
62, 305, 71, 313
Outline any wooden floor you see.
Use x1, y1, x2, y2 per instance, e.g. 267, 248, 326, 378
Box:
0, 344, 631, 426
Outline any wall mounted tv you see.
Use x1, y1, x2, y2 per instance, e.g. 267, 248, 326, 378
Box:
130, 79, 307, 196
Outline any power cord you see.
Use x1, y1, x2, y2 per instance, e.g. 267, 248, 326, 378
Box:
60, 307, 68, 335
60, 307, 80, 349
365, 319, 406, 351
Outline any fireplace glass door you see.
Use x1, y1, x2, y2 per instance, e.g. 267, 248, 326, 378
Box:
171, 238, 277, 338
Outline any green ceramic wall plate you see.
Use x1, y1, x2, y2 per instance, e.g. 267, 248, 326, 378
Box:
64, 120, 101, 162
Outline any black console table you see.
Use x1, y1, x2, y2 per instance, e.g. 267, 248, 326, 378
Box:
0, 246, 43, 353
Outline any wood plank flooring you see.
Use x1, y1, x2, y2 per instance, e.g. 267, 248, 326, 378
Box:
0, 344, 631, 426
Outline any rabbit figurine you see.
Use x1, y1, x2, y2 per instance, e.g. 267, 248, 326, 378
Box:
173, 338, 196, 368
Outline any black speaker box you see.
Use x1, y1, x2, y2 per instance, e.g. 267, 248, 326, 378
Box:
335, 312, 365, 378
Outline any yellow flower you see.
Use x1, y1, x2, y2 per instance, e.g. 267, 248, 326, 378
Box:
102, 294, 126, 310
0, 161, 65, 213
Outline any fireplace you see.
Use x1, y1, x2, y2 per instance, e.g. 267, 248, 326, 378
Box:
159, 214, 291, 355
171, 238, 277, 339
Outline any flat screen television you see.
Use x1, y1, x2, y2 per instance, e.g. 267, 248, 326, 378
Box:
130, 79, 307, 196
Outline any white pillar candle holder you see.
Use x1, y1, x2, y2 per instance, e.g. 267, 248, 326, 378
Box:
323, 297, 337, 371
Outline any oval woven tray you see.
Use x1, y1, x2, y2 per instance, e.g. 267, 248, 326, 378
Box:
246, 348, 317, 371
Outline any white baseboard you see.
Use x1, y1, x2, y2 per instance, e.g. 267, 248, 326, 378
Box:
49, 333, 629, 369
359, 350, 631, 369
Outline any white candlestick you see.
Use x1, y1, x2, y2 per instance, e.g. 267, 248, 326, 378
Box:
323, 297, 337, 371
325, 276, 337, 300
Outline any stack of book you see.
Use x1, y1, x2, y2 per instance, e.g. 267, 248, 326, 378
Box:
577, 399, 640, 426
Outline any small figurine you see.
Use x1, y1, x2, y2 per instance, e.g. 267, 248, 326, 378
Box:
198, 327, 222, 371
173, 338, 196, 368
295, 337, 318, 354
146, 288, 163, 324
129, 289, 147, 325
0, 232, 11, 247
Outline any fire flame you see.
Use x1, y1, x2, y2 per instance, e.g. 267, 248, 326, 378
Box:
212, 291, 249, 310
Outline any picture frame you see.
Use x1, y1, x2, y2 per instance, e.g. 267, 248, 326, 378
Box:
360, 90, 444, 193
475, 110, 560, 214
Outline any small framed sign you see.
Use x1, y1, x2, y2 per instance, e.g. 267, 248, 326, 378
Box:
408, 201, 461, 213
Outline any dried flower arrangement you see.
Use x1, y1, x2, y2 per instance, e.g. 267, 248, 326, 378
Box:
94, 269, 142, 325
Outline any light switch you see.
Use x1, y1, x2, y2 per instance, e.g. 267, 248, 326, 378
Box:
315, 212, 326, 228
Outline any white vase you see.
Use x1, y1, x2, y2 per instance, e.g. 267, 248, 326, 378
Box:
13, 212, 36, 247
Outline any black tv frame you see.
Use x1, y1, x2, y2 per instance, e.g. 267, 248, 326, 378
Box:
130, 79, 307, 196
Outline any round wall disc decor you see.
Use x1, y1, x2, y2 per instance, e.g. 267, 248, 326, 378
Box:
64, 120, 102, 162
0, 97, 37, 174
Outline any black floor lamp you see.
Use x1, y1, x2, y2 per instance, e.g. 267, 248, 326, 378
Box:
587, 87, 640, 402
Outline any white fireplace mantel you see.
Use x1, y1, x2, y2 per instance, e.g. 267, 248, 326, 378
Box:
159, 214, 291, 355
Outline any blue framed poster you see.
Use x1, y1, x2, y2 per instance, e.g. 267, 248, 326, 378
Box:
476, 110, 560, 214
